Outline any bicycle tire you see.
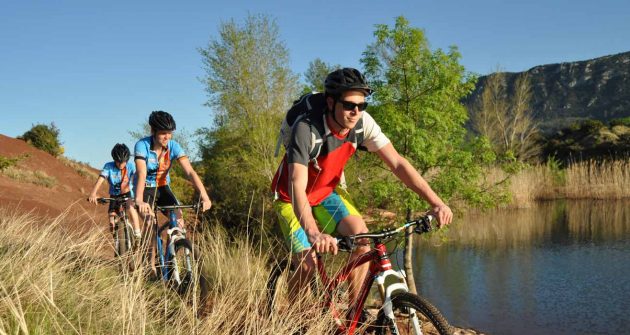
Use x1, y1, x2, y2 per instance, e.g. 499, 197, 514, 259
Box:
265, 259, 291, 317
118, 215, 133, 257
375, 292, 452, 335
168, 239, 210, 312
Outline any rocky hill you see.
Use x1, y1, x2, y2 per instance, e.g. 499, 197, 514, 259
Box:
467, 51, 630, 133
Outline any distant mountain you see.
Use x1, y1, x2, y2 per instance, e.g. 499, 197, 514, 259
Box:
467, 51, 630, 133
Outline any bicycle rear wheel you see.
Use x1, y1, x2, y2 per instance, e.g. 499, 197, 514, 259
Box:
168, 239, 210, 313
375, 292, 452, 335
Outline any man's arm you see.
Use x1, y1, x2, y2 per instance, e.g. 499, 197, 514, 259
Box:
289, 163, 338, 254
177, 156, 212, 211
375, 143, 453, 226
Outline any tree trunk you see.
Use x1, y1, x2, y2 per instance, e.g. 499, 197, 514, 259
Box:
404, 209, 417, 294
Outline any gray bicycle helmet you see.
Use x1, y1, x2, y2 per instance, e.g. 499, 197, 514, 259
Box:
324, 68, 373, 97
111, 143, 130, 163
149, 111, 176, 131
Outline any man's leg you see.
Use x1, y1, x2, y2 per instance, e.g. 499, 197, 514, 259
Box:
274, 200, 317, 304
336, 215, 369, 302
313, 190, 368, 303
109, 214, 117, 230
288, 249, 317, 304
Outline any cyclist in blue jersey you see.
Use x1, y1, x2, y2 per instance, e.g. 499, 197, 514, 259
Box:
134, 110, 212, 220
88, 143, 142, 240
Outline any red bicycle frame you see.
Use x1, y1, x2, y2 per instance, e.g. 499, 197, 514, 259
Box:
316, 242, 397, 334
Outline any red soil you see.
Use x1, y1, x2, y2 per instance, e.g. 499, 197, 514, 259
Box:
0, 134, 107, 225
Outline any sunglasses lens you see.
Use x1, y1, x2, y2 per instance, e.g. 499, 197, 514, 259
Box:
340, 101, 368, 111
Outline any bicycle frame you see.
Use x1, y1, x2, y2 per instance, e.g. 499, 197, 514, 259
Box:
312, 215, 437, 335
316, 240, 414, 334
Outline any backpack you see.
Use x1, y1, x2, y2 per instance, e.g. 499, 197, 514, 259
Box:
273, 92, 365, 162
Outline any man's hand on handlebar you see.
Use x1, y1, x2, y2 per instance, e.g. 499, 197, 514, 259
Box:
431, 204, 453, 228
307, 230, 338, 255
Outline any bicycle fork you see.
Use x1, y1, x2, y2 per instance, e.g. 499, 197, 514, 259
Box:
374, 245, 423, 335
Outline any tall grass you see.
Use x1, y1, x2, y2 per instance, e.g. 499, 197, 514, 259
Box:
0, 207, 334, 334
485, 159, 630, 208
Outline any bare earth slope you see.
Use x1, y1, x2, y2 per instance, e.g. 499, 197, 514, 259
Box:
0, 134, 105, 222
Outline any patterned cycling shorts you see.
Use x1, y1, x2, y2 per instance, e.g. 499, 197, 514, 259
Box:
273, 189, 360, 253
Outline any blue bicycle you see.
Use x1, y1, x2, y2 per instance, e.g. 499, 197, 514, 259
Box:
148, 204, 210, 307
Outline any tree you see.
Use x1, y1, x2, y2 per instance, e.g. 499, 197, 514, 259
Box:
19, 123, 64, 157
470, 69, 540, 161
198, 14, 300, 231
303, 58, 339, 93
358, 16, 503, 293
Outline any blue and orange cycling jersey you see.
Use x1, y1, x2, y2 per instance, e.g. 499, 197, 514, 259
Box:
100, 161, 136, 196
133, 136, 186, 188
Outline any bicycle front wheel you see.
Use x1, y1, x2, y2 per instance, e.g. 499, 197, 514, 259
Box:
375, 292, 452, 335
168, 239, 210, 311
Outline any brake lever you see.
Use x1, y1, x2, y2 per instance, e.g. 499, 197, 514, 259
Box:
337, 236, 355, 252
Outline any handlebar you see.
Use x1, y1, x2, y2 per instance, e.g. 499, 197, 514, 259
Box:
155, 204, 199, 211
92, 196, 130, 204
336, 214, 435, 250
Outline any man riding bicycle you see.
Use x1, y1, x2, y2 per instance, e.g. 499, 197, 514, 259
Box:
271, 68, 453, 304
88, 143, 142, 242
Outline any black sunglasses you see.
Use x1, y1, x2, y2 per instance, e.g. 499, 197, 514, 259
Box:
339, 100, 368, 111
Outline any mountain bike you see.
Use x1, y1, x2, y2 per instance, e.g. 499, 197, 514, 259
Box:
266, 214, 453, 335
96, 196, 136, 257
147, 204, 210, 308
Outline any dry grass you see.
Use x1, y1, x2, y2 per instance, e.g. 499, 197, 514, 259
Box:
0, 165, 57, 188
59, 157, 100, 180
484, 159, 630, 208
0, 206, 335, 334
562, 160, 630, 199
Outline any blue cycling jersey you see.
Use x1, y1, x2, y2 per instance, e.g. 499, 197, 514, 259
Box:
133, 136, 186, 188
100, 161, 136, 196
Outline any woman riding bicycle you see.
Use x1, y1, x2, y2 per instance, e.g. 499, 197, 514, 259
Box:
134, 110, 212, 216
88, 143, 142, 241
133, 111, 212, 275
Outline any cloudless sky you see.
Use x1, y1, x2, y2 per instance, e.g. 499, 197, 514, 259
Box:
1, 0, 629, 168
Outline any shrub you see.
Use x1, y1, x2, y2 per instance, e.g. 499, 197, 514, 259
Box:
18, 123, 64, 157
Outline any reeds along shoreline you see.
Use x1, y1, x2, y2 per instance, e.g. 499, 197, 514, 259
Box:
491, 159, 630, 208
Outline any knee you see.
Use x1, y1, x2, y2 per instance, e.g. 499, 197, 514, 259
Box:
294, 253, 317, 276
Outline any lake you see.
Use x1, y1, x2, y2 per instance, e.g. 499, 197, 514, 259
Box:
411, 200, 630, 335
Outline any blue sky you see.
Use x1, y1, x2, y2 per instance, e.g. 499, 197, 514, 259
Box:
1, 0, 629, 168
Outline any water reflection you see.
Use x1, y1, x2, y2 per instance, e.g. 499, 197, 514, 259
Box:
411, 200, 630, 335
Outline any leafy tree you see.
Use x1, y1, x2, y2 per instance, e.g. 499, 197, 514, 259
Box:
198, 14, 300, 231
358, 16, 501, 212
469, 69, 541, 161
358, 16, 505, 293
19, 123, 64, 157
303, 58, 339, 93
